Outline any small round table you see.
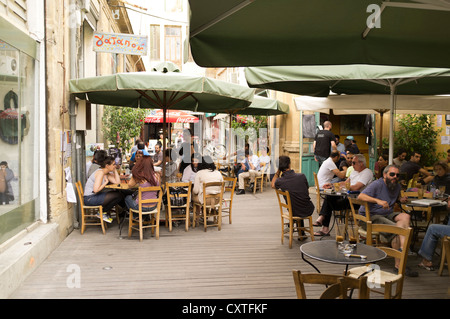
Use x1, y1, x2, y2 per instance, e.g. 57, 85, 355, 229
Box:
300, 240, 387, 274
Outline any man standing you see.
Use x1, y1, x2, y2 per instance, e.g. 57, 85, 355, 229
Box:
153, 142, 163, 170
236, 150, 260, 195
314, 154, 373, 236
271, 156, 314, 218
313, 121, 337, 166
399, 151, 433, 184
357, 165, 418, 277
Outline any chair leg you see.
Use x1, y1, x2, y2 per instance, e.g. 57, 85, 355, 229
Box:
289, 219, 294, 249
99, 210, 106, 235
139, 214, 143, 242
128, 209, 133, 238
281, 218, 285, 245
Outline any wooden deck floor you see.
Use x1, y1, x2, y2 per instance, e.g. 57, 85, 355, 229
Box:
10, 187, 449, 299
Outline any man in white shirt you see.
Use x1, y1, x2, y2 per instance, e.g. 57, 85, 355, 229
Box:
317, 151, 347, 188
259, 146, 271, 175
314, 154, 373, 236
236, 150, 261, 195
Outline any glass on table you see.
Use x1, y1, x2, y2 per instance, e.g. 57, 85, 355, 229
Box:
336, 223, 346, 251
348, 225, 358, 247
438, 186, 446, 198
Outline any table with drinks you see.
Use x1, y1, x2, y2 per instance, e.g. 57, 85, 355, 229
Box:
300, 222, 387, 275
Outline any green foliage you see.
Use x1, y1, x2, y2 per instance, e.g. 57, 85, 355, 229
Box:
102, 106, 147, 153
231, 115, 268, 140
392, 114, 444, 166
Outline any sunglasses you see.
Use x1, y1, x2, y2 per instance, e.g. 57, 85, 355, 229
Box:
388, 172, 400, 177
352, 161, 358, 164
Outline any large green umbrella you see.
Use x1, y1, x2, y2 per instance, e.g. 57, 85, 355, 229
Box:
245, 64, 450, 162
69, 71, 255, 179
188, 0, 450, 68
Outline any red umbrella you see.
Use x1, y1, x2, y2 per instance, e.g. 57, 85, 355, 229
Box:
144, 109, 199, 124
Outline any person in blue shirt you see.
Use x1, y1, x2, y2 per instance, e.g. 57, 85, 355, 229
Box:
357, 164, 418, 277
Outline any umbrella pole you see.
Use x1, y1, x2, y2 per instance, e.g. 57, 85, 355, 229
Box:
388, 83, 397, 165
162, 106, 167, 184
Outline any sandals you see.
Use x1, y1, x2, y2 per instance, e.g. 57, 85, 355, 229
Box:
313, 221, 323, 227
418, 262, 435, 271
314, 230, 330, 237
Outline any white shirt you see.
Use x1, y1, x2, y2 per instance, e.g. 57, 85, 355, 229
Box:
259, 155, 270, 173
193, 169, 223, 204
246, 155, 260, 171
349, 168, 373, 191
182, 165, 197, 183
317, 157, 337, 188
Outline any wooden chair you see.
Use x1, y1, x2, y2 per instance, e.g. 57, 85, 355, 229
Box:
313, 172, 322, 214
128, 186, 163, 242
193, 182, 225, 232
292, 270, 370, 299
348, 197, 379, 245
275, 189, 315, 248
75, 181, 106, 235
347, 224, 413, 299
222, 177, 237, 224
165, 181, 192, 232
253, 162, 267, 194
438, 236, 450, 276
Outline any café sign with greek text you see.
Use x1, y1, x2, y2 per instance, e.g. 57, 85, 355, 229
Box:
93, 32, 148, 55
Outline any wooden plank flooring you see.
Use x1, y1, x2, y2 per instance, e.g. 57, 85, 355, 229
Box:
10, 187, 450, 299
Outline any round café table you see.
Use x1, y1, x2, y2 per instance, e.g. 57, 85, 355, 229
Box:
300, 240, 387, 275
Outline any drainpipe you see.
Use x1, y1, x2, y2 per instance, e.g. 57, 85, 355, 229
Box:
69, 0, 80, 228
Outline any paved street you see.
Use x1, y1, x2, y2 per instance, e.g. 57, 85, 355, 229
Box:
10, 187, 449, 299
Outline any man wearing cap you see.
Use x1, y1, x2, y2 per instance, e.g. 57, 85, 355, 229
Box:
346, 136, 360, 154
313, 121, 337, 167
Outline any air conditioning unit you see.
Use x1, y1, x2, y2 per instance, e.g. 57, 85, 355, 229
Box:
0, 56, 18, 76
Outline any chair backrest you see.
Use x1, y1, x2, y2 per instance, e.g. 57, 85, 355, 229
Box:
367, 224, 413, 275
223, 177, 237, 200
137, 186, 163, 212
275, 188, 292, 218
166, 181, 191, 208
313, 172, 321, 213
292, 270, 370, 299
75, 181, 86, 209
202, 181, 225, 208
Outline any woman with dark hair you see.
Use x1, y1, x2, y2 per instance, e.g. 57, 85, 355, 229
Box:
192, 155, 223, 205
432, 160, 450, 195
182, 152, 201, 183
83, 156, 124, 223
125, 153, 160, 212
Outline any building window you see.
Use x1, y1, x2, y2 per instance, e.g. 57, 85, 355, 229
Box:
150, 24, 160, 61
0, 38, 39, 244
164, 25, 181, 68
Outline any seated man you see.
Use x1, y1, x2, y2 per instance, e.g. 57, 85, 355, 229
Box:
417, 210, 450, 271
332, 151, 355, 183
317, 150, 347, 188
314, 154, 373, 236
400, 151, 433, 185
357, 164, 418, 277
236, 150, 260, 195
271, 155, 314, 218
393, 148, 407, 168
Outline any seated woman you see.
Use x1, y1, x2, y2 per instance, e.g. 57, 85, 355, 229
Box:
182, 152, 201, 183
432, 160, 450, 195
83, 156, 124, 223
165, 148, 179, 182
193, 155, 223, 205
125, 153, 160, 213
375, 153, 388, 179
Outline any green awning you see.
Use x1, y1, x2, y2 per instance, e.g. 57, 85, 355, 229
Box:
188, 0, 450, 68
69, 71, 254, 113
